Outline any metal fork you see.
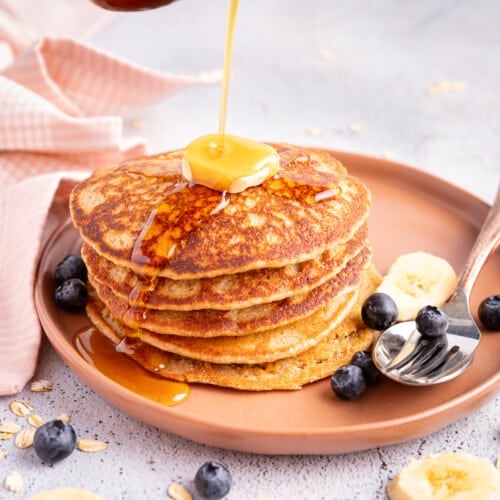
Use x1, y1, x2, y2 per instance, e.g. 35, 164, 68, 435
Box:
373, 186, 500, 385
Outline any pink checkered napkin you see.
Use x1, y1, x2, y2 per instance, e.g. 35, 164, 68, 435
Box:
0, 36, 219, 395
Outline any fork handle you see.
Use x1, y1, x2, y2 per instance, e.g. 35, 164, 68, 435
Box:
457, 186, 500, 297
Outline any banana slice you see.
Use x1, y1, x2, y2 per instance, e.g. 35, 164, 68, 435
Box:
30, 488, 102, 500
377, 251, 457, 321
387, 452, 500, 500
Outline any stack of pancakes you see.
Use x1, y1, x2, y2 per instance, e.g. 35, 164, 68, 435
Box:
70, 144, 380, 390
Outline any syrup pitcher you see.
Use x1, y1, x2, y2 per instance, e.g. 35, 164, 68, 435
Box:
90, 0, 178, 10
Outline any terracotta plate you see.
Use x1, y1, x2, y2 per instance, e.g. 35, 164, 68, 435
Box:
34, 152, 500, 455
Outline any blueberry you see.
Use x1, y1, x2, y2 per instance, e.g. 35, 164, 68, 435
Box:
33, 420, 77, 464
350, 350, 381, 385
416, 305, 449, 338
54, 255, 87, 286
194, 461, 232, 500
361, 293, 398, 330
54, 278, 88, 312
478, 295, 500, 331
330, 365, 367, 400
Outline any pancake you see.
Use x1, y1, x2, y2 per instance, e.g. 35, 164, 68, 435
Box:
89, 246, 371, 337
82, 224, 368, 311
81, 223, 368, 311
85, 265, 381, 391
70, 144, 371, 279
72, 142, 377, 390
88, 285, 358, 365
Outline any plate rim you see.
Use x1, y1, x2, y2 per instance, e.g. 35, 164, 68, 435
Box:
34, 150, 500, 453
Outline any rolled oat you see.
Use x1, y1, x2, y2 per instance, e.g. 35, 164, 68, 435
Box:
14, 428, 36, 449
9, 400, 33, 417
77, 438, 107, 453
30, 379, 53, 392
167, 482, 192, 500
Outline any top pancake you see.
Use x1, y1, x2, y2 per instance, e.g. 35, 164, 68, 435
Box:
70, 144, 371, 279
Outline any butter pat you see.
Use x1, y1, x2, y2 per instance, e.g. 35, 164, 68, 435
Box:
183, 134, 279, 193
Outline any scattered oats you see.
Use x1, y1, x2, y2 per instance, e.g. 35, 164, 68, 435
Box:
77, 438, 107, 453
9, 400, 33, 417
0, 450, 7, 459
130, 119, 146, 130
27, 414, 44, 428
0, 421, 21, 434
30, 379, 53, 392
0, 432, 14, 440
426, 83, 444, 95
55, 413, 71, 423
449, 80, 467, 91
426, 80, 467, 95
4, 470, 23, 493
306, 127, 324, 137
14, 428, 35, 449
383, 150, 395, 159
317, 47, 336, 61
348, 123, 362, 133
167, 483, 192, 500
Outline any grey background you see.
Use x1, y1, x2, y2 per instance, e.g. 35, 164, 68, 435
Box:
1, 1, 499, 498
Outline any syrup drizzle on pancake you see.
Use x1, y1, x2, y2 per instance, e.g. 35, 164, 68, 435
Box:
128, 156, 343, 267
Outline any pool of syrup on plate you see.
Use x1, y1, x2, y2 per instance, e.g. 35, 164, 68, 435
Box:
74, 326, 190, 406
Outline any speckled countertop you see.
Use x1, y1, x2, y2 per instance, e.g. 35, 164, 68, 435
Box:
1, 0, 499, 498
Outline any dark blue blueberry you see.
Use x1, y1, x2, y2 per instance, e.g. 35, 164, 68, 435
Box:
194, 461, 232, 500
361, 293, 398, 330
478, 295, 500, 331
54, 278, 88, 312
330, 365, 367, 400
350, 350, 381, 385
33, 420, 77, 464
54, 255, 87, 286
416, 305, 449, 338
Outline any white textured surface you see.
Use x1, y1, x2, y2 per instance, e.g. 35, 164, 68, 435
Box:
1, 0, 499, 498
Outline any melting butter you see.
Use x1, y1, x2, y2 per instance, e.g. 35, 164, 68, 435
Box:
182, 134, 279, 193
182, 0, 279, 193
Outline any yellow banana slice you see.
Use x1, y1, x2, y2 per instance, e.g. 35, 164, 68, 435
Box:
30, 488, 102, 500
387, 451, 500, 500
377, 251, 457, 321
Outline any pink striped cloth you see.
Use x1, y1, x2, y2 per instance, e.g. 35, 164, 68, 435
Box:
0, 35, 218, 395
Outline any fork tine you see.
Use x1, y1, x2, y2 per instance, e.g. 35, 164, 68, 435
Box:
399, 336, 449, 376
431, 353, 473, 384
386, 339, 427, 371
425, 346, 464, 380
387, 335, 443, 372
398, 346, 465, 384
